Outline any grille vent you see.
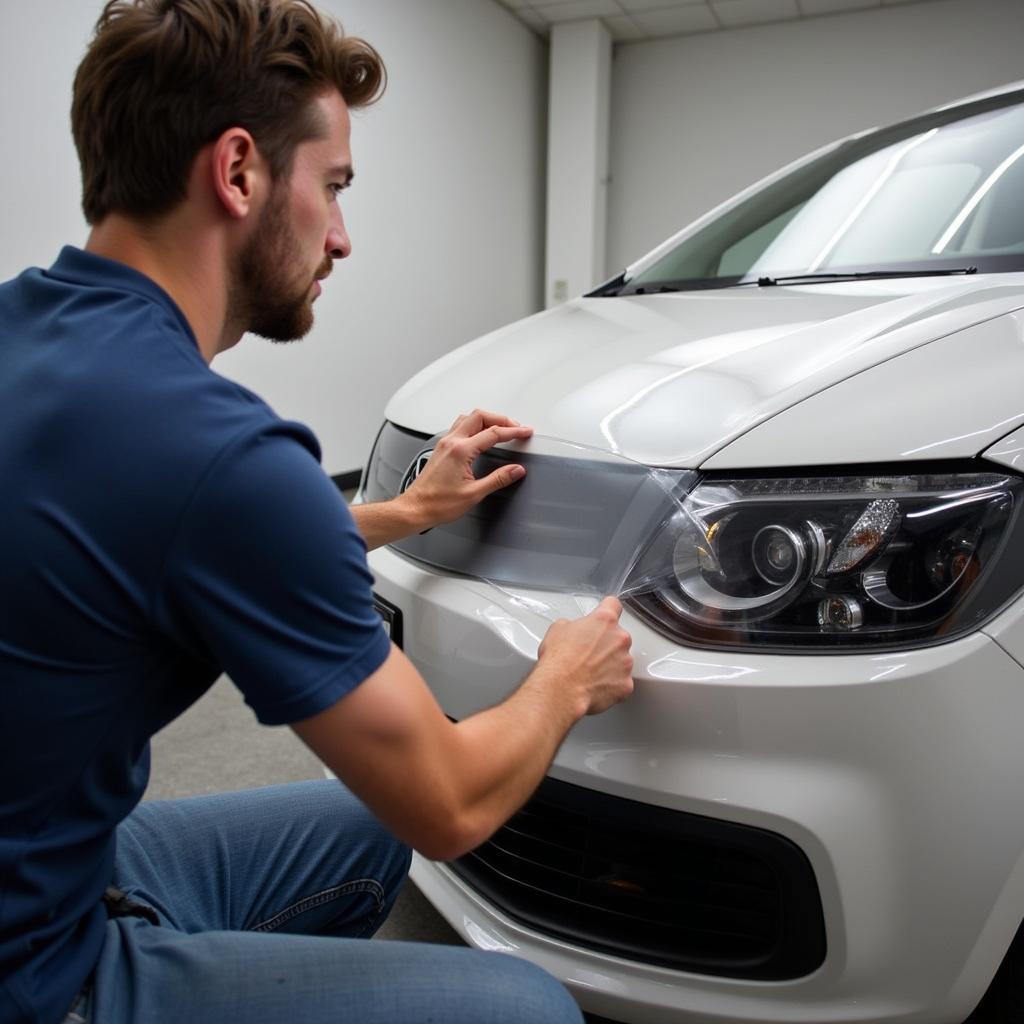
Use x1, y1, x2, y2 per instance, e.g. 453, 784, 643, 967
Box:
451, 776, 826, 980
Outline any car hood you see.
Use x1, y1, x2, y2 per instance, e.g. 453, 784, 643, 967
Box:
385, 275, 1024, 468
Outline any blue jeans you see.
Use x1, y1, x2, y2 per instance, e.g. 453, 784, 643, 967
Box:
63, 780, 582, 1024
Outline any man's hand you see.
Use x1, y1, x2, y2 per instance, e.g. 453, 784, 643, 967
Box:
533, 597, 635, 719
293, 596, 635, 861
399, 409, 534, 530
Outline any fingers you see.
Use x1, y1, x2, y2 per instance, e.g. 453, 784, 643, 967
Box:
469, 424, 534, 455
449, 409, 526, 439
475, 463, 527, 498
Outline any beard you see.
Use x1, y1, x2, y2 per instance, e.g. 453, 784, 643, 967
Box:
229, 184, 332, 343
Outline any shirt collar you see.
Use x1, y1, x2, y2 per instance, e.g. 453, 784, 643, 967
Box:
46, 246, 200, 351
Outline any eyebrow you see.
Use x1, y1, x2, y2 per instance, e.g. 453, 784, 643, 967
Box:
328, 163, 355, 186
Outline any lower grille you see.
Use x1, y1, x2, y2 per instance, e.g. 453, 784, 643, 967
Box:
451, 777, 826, 980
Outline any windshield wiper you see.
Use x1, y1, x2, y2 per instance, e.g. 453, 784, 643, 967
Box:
757, 267, 978, 286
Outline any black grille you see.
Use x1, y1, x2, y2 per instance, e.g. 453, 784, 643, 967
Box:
451, 777, 826, 980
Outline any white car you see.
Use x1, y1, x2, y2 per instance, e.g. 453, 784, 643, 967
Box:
361, 82, 1024, 1024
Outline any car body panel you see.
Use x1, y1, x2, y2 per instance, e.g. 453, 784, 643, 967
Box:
703, 306, 1024, 469
369, 543, 1024, 1023
385, 279, 1024, 468
982, 423, 1024, 471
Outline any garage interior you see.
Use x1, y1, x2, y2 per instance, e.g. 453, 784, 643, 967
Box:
4, 2, 1023, 1022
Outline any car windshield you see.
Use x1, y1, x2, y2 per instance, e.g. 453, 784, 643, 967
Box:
617, 90, 1024, 293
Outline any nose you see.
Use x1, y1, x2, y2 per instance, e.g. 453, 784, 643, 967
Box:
327, 202, 351, 260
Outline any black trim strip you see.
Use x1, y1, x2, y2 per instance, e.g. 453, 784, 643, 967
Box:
331, 470, 362, 492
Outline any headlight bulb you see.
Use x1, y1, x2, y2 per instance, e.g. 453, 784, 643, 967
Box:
753, 525, 805, 586
817, 595, 864, 630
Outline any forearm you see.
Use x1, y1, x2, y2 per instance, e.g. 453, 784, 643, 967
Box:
349, 495, 426, 551
444, 663, 587, 853
292, 604, 631, 862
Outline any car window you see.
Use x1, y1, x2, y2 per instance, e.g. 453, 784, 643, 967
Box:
625, 93, 1024, 291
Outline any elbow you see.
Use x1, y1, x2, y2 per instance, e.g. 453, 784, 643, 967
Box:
411, 811, 492, 862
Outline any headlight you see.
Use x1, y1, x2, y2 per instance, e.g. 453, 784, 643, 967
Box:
623, 469, 1024, 651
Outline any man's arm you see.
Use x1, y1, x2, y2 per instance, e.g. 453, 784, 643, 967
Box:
350, 409, 533, 550
292, 597, 633, 861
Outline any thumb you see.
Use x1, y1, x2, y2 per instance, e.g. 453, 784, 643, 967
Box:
476, 463, 526, 497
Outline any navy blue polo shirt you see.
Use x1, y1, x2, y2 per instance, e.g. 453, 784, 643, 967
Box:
0, 247, 391, 1024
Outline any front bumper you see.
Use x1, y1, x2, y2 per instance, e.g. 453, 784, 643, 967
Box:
369, 542, 1024, 1024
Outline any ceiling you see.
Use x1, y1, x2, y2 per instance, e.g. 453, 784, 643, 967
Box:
494, 0, 944, 43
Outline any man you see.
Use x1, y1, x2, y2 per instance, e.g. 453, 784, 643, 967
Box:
0, 2, 635, 1022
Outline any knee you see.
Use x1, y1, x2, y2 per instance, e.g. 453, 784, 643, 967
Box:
476, 954, 583, 1024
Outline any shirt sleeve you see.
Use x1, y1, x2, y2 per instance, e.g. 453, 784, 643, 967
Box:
155, 422, 392, 725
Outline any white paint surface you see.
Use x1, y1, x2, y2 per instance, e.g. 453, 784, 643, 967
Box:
0, 1, 546, 474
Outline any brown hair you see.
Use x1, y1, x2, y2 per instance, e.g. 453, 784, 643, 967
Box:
72, 0, 385, 224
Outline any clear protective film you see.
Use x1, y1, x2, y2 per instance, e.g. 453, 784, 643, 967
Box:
385, 432, 694, 626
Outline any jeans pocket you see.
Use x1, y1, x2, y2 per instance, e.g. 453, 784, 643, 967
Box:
251, 877, 386, 937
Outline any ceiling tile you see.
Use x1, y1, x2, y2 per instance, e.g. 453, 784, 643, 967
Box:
713, 0, 800, 27
535, 0, 623, 22
618, 0, 707, 10
513, 8, 550, 31
632, 4, 720, 34
798, 0, 881, 12
603, 14, 648, 39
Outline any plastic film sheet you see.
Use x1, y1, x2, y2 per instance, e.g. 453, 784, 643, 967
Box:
385, 433, 696, 625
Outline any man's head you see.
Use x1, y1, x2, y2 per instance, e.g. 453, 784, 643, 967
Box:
230, 89, 350, 342
71, 0, 385, 348
72, 0, 385, 226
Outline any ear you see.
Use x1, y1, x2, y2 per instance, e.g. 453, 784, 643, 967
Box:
210, 127, 266, 220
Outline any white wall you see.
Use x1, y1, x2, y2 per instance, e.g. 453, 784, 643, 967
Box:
607, 0, 1024, 275
545, 20, 611, 305
0, 1, 547, 474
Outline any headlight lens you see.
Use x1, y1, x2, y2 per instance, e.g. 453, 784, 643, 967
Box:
623, 470, 1024, 650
